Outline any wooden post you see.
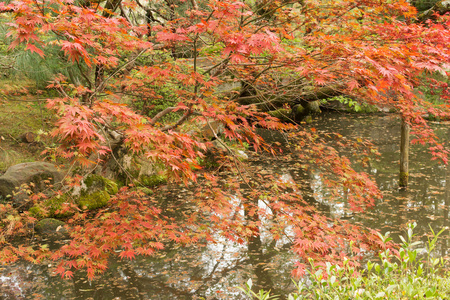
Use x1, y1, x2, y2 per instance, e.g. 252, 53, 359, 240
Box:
399, 117, 410, 188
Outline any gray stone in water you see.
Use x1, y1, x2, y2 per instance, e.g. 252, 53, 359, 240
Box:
0, 162, 63, 206
35, 218, 69, 239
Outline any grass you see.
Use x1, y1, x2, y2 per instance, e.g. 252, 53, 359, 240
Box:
0, 80, 54, 172
240, 223, 450, 299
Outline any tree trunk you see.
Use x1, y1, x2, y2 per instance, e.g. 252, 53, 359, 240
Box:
399, 118, 410, 188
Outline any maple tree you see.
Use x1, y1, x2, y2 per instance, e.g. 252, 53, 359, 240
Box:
0, 0, 450, 292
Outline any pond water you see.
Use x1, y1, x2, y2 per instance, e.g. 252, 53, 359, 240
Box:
1, 113, 449, 299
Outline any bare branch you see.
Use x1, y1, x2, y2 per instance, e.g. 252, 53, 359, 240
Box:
161, 109, 193, 131
149, 107, 177, 125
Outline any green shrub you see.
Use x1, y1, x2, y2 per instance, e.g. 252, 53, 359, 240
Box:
240, 223, 449, 299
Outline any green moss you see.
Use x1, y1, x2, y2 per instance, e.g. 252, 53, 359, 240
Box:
399, 171, 409, 188
29, 205, 45, 219
139, 174, 167, 187
104, 179, 118, 195
29, 193, 73, 219
78, 190, 110, 210
45, 193, 74, 218
84, 175, 118, 195
136, 187, 154, 196
304, 115, 313, 123
358, 104, 379, 113
267, 108, 291, 122
294, 105, 305, 118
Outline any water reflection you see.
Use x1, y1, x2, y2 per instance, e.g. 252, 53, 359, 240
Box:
308, 113, 449, 256
1, 113, 449, 298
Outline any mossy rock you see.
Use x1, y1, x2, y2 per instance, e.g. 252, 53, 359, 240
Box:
30, 193, 74, 219
267, 108, 291, 122
135, 187, 154, 196
84, 174, 118, 195
292, 104, 306, 120
304, 101, 322, 115
29, 205, 45, 219
78, 190, 110, 210
139, 174, 167, 187
76, 175, 118, 210
72, 175, 118, 211
35, 218, 68, 237
354, 104, 379, 113
45, 193, 74, 218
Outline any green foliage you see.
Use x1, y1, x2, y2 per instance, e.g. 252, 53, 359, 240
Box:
0, 18, 84, 90
331, 95, 362, 112
238, 279, 280, 300
129, 80, 181, 123
241, 223, 450, 299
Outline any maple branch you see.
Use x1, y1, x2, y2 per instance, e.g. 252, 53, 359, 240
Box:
417, 0, 450, 22
119, 1, 133, 26
89, 49, 147, 101
33, 0, 45, 16
161, 109, 193, 131
201, 55, 231, 76
189, 0, 198, 11
204, 119, 257, 191
242, 0, 298, 27
230, 65, 275, 102
52, 79, 71, 99
149, 106, 177, 125
75, 60, 94, 90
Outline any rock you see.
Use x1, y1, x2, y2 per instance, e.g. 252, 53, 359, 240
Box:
200, 120, 225, 140
35, 218, 68, 238
236, 150, 248, 160
268, 108, 292, 122
29, 175, 118, 217
292, 104, 306, 120
73, 174, 118, 210
99, 147, 159, 186
0, 162, 63, 206
30, 193, 74, 219
78, 190, 110, 210
20, 132, 35, 143
304, 100, 322, 114
139, 174, 167, 187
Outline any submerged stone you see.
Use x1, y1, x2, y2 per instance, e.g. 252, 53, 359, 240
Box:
35, 218, 68, 237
